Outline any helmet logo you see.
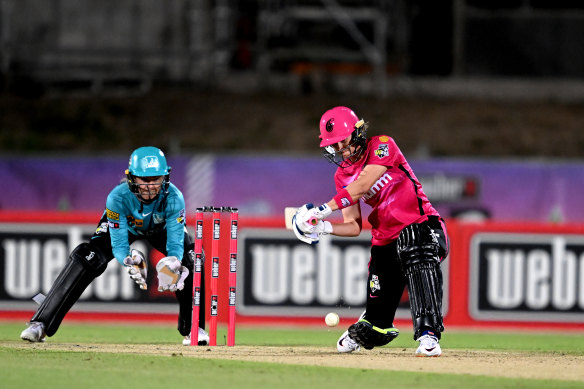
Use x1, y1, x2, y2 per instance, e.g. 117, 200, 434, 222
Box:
141, 156, 160, 170
325, 118, 334, 132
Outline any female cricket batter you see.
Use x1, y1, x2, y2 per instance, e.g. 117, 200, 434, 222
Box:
292, 106, 449, 357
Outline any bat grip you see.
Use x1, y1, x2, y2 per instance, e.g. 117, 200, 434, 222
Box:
309, 217, 318, 225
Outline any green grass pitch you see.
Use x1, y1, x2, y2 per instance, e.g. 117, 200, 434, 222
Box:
1, 322, 583, 389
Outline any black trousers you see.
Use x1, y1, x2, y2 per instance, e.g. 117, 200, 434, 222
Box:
363, 216, 448, 330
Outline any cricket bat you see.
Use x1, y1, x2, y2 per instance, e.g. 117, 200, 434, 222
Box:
284, 207, 298, 230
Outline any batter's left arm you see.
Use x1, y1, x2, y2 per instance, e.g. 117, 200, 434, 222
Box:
296, 164, 388, 238
325, 164, 388, 212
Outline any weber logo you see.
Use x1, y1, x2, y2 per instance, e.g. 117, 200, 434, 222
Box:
470, 233, 584, 322
212, 257, 219, 278
193, 287, 201, 306
418, 174, 479, 203
213, 220, 220, 239
231, 220, 238, 239
194, 253, 203, 272
196, 220, 203, 239
237, 229, 369, 316
229, 253, 237, 273
229, 287, 236, 306
0, 224, 143, 303
237, 228, 450, 318
211, 296, 218, 316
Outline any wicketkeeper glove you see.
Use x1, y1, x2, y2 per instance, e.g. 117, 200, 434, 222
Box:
156, 256, 189, 292
123, 249, 148, 290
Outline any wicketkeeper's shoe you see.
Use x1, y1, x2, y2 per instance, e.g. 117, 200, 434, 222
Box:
182, 328, 210, 346
20, 321, 46, 343
415, 333, 442, 357
197, 327, 209, 345
337, 330, 361, 353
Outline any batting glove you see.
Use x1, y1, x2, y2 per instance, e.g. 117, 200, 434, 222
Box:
123, 249, 148, 290
302, 203, 332, 226
292, 219, 320, 244
314, 220, 333, 235
292, 215, 332, 245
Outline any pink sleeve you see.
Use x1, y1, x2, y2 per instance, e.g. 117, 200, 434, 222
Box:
334, 172, 344, 192
365, 136, 399, 168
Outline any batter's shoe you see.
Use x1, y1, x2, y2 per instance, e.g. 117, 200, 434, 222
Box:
337, 330, 361, 353
415, 334, 442, 357
20, 321, 46, 343
182, 328, 210, 346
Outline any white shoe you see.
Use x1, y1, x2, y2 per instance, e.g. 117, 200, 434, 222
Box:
20, 322, 46, 342
182, 327, 210, 346
197, 327, 209, 345
415, 334, 442, 357
337, 330, 361, 353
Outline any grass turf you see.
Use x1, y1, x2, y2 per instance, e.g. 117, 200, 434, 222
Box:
1, 322, 583, 389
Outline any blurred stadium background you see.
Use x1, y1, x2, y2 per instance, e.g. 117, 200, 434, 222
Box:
1, 0, 584, 332
1, 0, 584, 157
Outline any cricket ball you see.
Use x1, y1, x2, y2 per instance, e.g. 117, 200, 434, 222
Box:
325, 312, 340, 327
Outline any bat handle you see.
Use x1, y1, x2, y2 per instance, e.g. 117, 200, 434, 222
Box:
309, 217, 318, 226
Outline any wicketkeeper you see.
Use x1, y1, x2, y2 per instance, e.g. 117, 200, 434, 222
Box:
20, 146, 208, 346
293, 107, 449, 357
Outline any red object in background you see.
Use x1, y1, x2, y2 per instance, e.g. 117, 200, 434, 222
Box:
227, 211, 238, 346
189, 209, 204, 346
1, 211, 584, 333
445, 220, 584, 332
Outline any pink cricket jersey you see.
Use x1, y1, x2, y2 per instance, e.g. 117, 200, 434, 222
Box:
334, 135, 440, 246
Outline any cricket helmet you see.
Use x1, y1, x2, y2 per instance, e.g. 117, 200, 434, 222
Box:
125, 146, 171, 203
319, 106, 368, 167
319, 106, 363, 147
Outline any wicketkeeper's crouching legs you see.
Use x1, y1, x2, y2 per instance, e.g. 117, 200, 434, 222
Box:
175, 243, 205, 336
397, 220, 446, 340
30, 242, 110, 337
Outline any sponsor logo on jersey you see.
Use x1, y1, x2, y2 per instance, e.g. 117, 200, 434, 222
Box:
107, 221, 119, 229
106, 208, 120, 221
374, 144, 389, 158
126, 216, 143, 228
363, 173, 393, 200
176, 209, 185, 224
